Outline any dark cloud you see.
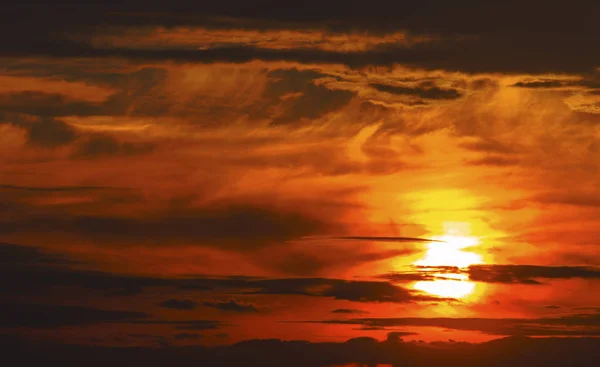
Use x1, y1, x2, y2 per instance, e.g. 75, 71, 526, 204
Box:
72, 134, 155, 159
173, 322, 224, 331
573, 307, 600, 313
378, 272, 437, 282
0, 184, 118, 192
0, 242, 78, 270
125, 319, 224, 330
311, 313, 600, 336
202, 298, 259, 313
384, 265, 600, 285
467, 265, 600, 285
158, 299, 198, 310
331, 308, 369, 314
0, 91, 104, 117
3, 332, 599, 367
459, 138, 518, 155
0, 303, 148, 328
173, 333, 201, 340
264, 70, 354, 125
1, 255, 436, 303
0, 204, 326, 250
264, 248, 415, 276
545, 305, 561, 309
1, 1, 599, 74
512, 81, 565, 88
331, 236, 440, 243
370, 83, 461, 100
466, 156, 519, 167
531, 192, 600, 208
386, 331, 418, 339
26, 118, 77, 147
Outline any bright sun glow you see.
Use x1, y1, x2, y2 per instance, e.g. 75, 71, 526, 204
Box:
412, 223, 484, 299
414, 234, 483, 268
414, 279, 475, 299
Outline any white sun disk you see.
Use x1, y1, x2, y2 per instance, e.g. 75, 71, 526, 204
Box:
414, 234, 483, 268
412, 234, 483, 299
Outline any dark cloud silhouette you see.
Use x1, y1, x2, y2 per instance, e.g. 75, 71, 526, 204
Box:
0, 204, 327, 250
459, 138, 518, 154
370, 83, 461, 100
265, 248, 416, 276
467, 265, 600, 284
125, 319, 224, 330
331, 309, 369, 314
466, 156, 519, 167
386, 331, 419, 339
545, 305, 562, 309
1, 1, 599, 75
0, 242, 78, 269
229, 277, 438, 303
72, 134, 155, 159
26, 118, 77, 147
158, 299, 198, 310
173, 333, 202, 340
2, 333, 599, 367
384, 265, 600, 285
202, 298, 259, 313
0, 91, 104, 117
264, 70, 354, 125
331, 236, 441, 243
0, 303, 148, 328
173, 322, 224, 331
512, 81, 565, 88
311, 313, 600, 336
0, 184, 118, 192
2, 252, 436, 303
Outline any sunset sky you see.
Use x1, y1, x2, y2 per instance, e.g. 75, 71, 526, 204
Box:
1, 1, 599, 365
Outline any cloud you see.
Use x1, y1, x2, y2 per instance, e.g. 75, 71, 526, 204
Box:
466, 155, 519, 167
125, 319, 225, 330
0, 184, 117, 192
202, 298, 259, 313
386, 331, 419, 339
0, 303, 148, 328
459, 138, 518, 154
467, 265, 600, 284
512, 81, 565, 88
261, 245, 417, 276
330, 236, 440, 243
310, 313, 600, 336
0, 91, 104, 117
25, 118, 77, 147
158, 299, 198, 310
1, 252, 439, 303
0, 203, 327, 250
370, 83, 461, 100
72, 133, 155, 159
4, 333, 600, 367
384, 265, 600, 285
2, 2, 599, 75
231, 278, 439, 303
0, 242, 78, 269
263, 69, 355, 125
331, 309, 369, 314
173, 333, 201, 340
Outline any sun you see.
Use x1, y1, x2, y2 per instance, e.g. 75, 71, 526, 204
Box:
412, 224, 484, 299
414, 234, 483, 268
